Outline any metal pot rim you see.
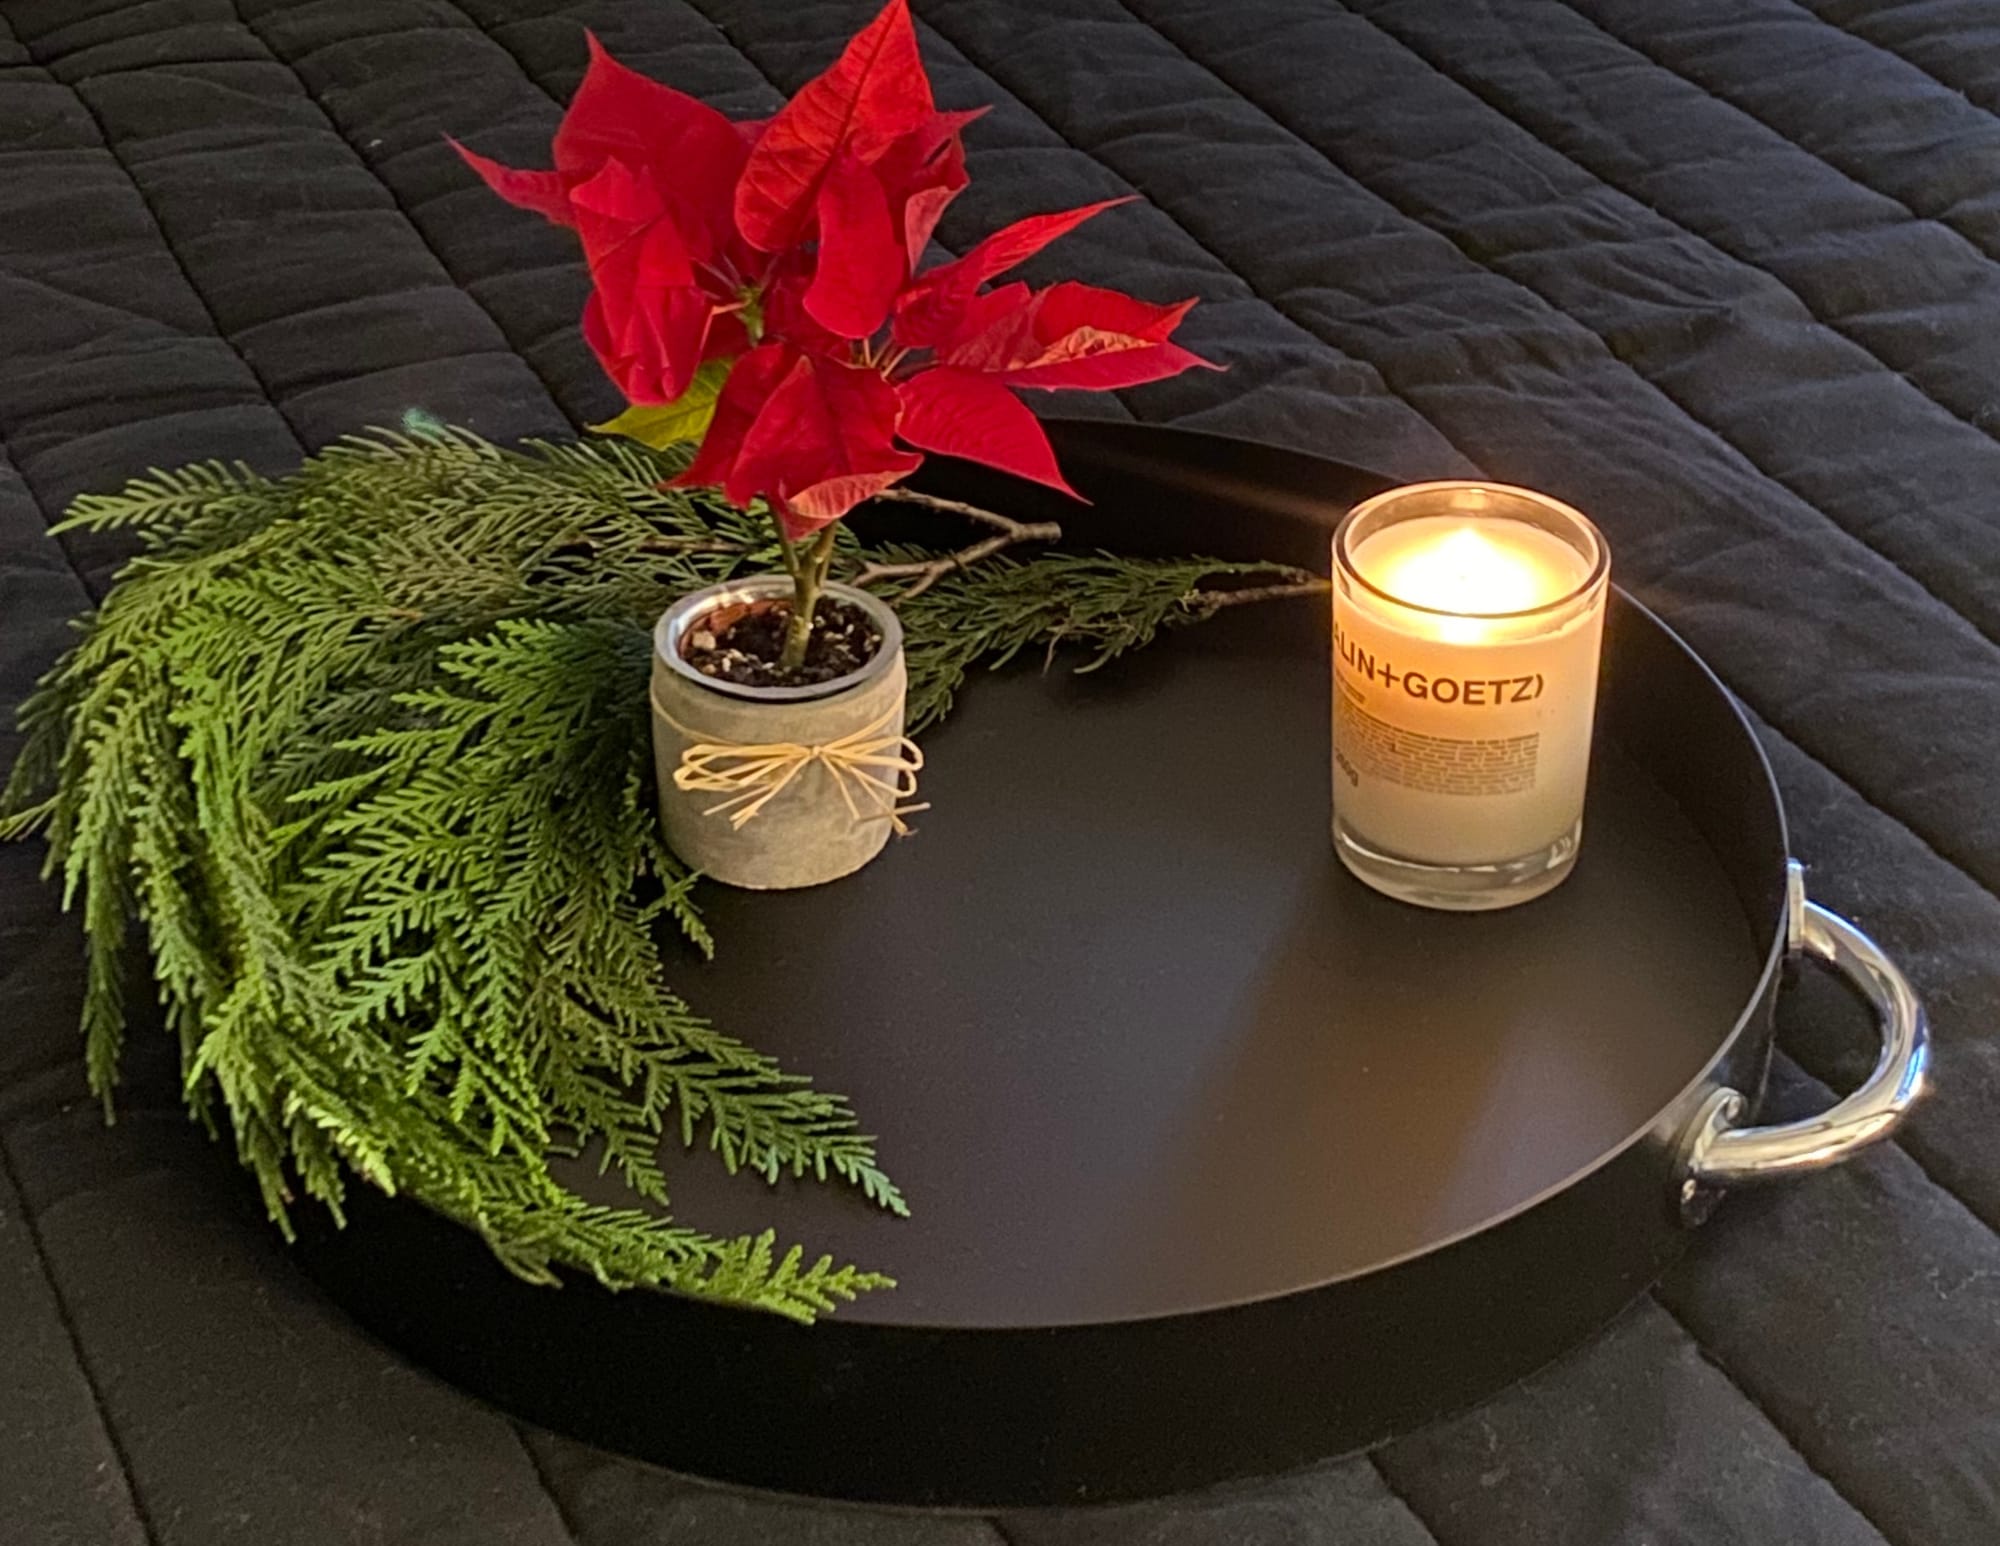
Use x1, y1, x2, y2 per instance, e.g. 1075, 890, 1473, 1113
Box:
654, 574, 904, 703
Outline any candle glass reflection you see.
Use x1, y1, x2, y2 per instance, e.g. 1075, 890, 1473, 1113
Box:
1332, 482, 1609, 911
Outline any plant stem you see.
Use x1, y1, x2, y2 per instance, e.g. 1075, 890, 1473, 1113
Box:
780, 527, 840, 673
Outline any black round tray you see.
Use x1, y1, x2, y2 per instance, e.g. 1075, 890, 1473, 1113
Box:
293, 423, 1927, 1508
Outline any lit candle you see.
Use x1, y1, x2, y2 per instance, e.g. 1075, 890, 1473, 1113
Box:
1332, 482, 1609, 911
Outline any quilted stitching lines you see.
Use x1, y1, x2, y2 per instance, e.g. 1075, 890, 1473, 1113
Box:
221, 0, 575, 431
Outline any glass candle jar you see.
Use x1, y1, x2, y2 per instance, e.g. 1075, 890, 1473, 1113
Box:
1331, 481, 1609, 911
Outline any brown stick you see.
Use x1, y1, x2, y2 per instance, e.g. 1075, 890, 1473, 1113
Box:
867, 485, 1059, 534
854, 487, 1325, 611
852, 488, 1064, 598
1184, 575, 1330, 612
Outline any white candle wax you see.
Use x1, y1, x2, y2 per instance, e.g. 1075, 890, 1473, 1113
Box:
1333, 496, 1607, 885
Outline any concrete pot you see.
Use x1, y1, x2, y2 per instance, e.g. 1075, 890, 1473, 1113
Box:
649, 576, 913, 890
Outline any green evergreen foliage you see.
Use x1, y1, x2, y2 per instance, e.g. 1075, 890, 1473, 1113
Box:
894, 548, 1300, 731
1, 429, 1310, 1319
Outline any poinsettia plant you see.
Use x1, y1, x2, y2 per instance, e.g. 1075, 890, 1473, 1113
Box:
455, 0, 1212, 671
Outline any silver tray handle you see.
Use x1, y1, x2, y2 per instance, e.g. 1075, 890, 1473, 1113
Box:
1680, 862, 1930, 1213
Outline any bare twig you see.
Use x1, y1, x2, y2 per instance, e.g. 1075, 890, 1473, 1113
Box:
854, 528, 1063, 597
852, 487, 1325, 610
853, 487, 1065, 597
1184, 575, 1329, 612
868, 485, 1058, 533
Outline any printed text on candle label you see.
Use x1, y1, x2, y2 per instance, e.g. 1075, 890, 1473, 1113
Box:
1336, 692, 1541, 797
1335, 625, 1544, 705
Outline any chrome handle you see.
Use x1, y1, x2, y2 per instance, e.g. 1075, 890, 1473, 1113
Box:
1679, 863, 1930, 1217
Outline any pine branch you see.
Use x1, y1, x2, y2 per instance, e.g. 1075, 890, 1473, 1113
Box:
891, 548, 1323, 731
0, 426, 1314, 1320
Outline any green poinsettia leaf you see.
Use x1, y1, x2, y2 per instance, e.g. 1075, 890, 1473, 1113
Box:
591, 361, 731, 449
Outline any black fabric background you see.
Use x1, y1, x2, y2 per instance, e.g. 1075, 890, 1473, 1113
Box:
4, 2, 1999, 1542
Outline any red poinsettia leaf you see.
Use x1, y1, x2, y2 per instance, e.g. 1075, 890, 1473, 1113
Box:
556, 34, 743, 181
1026, 280, 1195, 345
1005, 335, 1214, 392
669, 342, 799, 498
739, 355, 918, 490
585, 284, 719, 404
731, 354, 921, 533
872, 107, 984, 262
892, 198, 1130, 349
896, 367, 1079, 496
448, 139, 573, 225
838, 1, 936, 165
594, 254, 714, 400
555, 35, 746, 256
735, 0, 933, 251
774, 467, 918, 539
947, 197, 1133, 289
702, 308, 751, 364
803, 151, 905, 339
923, 106, 989, 155
763, 257, 853, 359
646, 288, 724, 402
581, 290, 616, 376
565, 154, 661, 221
567, 160, 688, 282
996, 282, 1215, 391
927, 281, 1042, 369
567, 155, 739, 402
899, 167, 963, 266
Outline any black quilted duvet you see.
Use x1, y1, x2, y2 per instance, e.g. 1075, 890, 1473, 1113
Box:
6, 2, 2000, 1543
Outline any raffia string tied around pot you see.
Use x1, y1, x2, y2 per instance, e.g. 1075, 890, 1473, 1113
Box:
654, 699, 925, 834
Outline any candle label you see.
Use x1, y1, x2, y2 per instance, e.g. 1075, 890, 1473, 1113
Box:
1336, 628, 1546, 706
1333, 620, 1564, 799
1335, 688, 1541, 797
1331, 604, 1601, 865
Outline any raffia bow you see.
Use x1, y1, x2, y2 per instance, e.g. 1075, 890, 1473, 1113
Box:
652, 690, 927, 835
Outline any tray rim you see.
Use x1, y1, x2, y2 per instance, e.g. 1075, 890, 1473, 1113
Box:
285, 421, 1804, 1504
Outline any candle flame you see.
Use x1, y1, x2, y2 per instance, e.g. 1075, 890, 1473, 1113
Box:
1367, 524, 1575, 617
